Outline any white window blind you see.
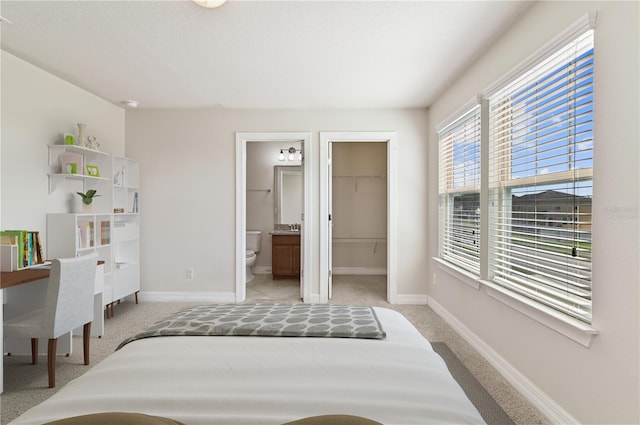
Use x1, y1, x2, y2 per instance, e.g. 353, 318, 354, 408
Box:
439, 105, 481, 275
488, 30, 594, 323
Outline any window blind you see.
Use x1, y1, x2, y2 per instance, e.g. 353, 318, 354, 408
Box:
488, 30, 594, 323
439, 105, 481, 274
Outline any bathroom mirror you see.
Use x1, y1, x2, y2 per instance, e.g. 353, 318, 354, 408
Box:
274, 165, 302, 225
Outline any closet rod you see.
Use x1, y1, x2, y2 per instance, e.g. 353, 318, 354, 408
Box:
247, 189, 271, 192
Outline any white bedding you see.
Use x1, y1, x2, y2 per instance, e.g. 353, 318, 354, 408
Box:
9, 307, 485, 425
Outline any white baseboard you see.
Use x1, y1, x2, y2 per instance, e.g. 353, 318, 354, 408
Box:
304, 294, 321, 303
426, 296, 579, 425
333, 267, 387, 275
139, 291, 236, 303
395, 294, 428, 305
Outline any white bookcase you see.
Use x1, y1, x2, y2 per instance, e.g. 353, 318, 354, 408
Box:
46, 145, 140, 318
112, 214, 140, 301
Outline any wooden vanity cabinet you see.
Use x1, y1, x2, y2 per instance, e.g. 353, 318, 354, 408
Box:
272, 234, 300, 279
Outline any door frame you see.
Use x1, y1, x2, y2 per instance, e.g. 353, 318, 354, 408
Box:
319, 132, 398, 304
235, 132, 313, 303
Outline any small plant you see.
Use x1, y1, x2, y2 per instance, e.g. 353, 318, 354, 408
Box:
76, 189, 100, 205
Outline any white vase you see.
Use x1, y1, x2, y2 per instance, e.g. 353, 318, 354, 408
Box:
82, 202, 92, 213
77, 123, 87, 147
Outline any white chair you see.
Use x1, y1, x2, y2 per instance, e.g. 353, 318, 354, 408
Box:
4, 253, 98, 388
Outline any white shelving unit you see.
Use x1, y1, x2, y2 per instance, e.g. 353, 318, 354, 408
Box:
113, 214, 140, 301
46, 213, 111, 336
46, 145, 140, 320
47, 145, 112, 194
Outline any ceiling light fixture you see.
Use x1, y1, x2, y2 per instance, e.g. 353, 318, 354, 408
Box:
192, 0, 226, 8
122, 100, 139, 108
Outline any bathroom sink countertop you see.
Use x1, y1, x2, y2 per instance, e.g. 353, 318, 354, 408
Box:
270, 229, 301, 236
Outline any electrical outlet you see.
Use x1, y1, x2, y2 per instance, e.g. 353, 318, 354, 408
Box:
432, 273, 437, 285
186, 268, 194, 279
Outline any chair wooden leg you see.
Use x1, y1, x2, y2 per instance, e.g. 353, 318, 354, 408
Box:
31, 338, 38, 364
135, 291, 139, 304
83, 322, 91, 365
48, 338, 57, 388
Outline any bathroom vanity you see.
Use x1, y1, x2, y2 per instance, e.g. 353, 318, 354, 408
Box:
271, 233, 300, 279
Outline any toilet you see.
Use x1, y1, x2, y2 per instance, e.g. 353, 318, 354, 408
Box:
246, 230, 262, 283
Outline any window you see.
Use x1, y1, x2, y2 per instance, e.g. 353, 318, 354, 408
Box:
488, 30, 594, 323
438, 105, 481, 275
436, 22, 595, 327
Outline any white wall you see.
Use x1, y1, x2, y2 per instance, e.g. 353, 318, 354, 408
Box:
427, 2, 639, 423
1, 52, 125, 252
125, 109, 428, 299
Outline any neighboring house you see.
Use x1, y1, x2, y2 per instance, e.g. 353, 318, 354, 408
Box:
512, 189, 592, 234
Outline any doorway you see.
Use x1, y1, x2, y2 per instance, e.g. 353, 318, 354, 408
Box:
235, 132, 313, 303
319, 132, 398, 304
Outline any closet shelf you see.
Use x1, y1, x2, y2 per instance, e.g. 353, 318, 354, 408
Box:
332, 175, 387, 178
332, 237, 387, 254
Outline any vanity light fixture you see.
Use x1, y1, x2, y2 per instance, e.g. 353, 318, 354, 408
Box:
278, 147, 301, 162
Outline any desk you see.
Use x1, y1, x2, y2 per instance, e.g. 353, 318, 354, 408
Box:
1, 262, 105, 393
0, 267, 51, 289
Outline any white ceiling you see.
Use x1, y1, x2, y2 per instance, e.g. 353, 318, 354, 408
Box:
0, 0, 533, 109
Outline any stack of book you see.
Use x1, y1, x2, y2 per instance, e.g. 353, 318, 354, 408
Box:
77, 223, 94, 250
0, 230, 45, 271
100, 220, 111, 245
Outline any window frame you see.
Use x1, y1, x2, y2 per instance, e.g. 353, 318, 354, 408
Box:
437, 102, 482, 276
434, 12, 598, 347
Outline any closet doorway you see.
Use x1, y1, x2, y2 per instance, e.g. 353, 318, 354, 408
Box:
319, 132, 398, 303
235, 132, 313, 303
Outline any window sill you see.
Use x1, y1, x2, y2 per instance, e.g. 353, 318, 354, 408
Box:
431, 257, 598, 347
481, 280, 598, 348
432, 257, 480, 290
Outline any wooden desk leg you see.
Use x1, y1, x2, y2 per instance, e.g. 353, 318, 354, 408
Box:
48, 338, 57, 388
31, 339, 38, 364
83, 322, 91, 365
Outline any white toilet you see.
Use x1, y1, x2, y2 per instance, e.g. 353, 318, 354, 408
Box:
246, 230, 262, 283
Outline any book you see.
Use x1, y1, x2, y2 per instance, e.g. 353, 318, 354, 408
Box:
33, 231, 44, 264
88, 222, 94, 247
0, 234, 18, 245
0, 230, 43, 268
100, 220, 111, 245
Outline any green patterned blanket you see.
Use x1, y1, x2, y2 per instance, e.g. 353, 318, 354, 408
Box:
117, 303, 386, 350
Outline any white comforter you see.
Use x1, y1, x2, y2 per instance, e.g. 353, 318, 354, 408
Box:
9, 308, 485, 425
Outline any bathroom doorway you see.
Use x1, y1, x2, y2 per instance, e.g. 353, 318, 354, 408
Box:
235, 132, 313, 303
319, 132, 398, 303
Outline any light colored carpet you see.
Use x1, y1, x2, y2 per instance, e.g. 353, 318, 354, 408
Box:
1, 275, 551, 425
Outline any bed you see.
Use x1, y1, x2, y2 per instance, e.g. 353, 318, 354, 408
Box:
8, 304, 486, 425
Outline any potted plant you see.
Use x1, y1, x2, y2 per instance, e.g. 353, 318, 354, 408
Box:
76, 189, 100, 213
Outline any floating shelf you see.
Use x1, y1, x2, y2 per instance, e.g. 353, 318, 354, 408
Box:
47, 173, 109, 193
